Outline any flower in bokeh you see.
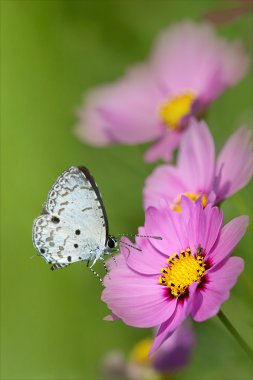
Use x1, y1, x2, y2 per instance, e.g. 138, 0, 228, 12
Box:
102, 198, 247, 354
144, 119, 253, 210
75, 21, 249, 162
101, 322, 195, 379
152, 321, 195, 373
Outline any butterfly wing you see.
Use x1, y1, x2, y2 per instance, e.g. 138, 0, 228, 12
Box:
32, 166, 108, 268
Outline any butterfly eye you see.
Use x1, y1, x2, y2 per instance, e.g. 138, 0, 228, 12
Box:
107, 236, 117, 249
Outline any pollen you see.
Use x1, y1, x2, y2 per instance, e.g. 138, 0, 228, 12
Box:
159, 92, 196, 130
159, 248, 206, 297
171, 192, 207, 213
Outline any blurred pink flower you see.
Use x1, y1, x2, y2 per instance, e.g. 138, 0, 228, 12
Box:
100, 322, 195, 379
144, 119, 253, 210
102, 198, 247, 354
75, 21, 249, 162
152, 321, 195, 373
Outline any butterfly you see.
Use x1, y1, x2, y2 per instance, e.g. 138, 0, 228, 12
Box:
32, 166, 118, 271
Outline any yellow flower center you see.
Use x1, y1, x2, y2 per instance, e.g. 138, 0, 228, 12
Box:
159, 248, 206, 297
171, 192, 207, 213
129, 338, 153, 365
160, 92, 196, 130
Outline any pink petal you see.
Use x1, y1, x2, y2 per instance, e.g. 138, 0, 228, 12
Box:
150, 283, 196, 355
144, 207, 189, 256
103, 313, 120, 321
151, 21, 249, 99
144, 131, 182, 163
208, 216, 249, 266
185, 199, 223, 254
178, 119, 215, 193
102, 254, 177, 328
75, 64, 164, 146
192, 257, 244, 322
143, 165, 187, 209
219, 40, 249, 86
121, 234, 167, 275
216, 127, 253, 201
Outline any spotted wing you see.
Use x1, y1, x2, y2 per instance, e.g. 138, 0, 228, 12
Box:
32, 166, 108, 268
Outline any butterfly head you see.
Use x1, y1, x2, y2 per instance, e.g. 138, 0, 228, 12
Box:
106, 235, 118, 251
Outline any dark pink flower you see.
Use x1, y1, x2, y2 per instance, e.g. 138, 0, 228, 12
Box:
102, 198, 247, 354
144, 119, 253, 210
75, 21, 249, 162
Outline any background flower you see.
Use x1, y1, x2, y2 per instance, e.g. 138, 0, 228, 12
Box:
75, 21, 249, 162
144, 119, 253, 210
153, 321, 195, 373
102, 198, 247, 354
100, 322, 195, 379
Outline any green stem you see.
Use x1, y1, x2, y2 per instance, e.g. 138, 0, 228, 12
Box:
217, 310, 253, 362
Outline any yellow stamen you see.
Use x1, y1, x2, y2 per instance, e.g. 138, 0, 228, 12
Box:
159, 248, 206, 297
160, 92, 196, 130
171, 192, 207, 213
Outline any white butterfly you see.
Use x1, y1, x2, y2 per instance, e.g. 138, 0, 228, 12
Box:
32, 166, 117, 270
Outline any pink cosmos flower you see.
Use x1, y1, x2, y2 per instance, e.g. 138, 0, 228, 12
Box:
144, 119, 253, 210
75, 21, 249, 162
102, 198, 248, 355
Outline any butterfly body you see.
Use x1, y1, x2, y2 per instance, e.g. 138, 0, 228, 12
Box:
32, 166, 117, 270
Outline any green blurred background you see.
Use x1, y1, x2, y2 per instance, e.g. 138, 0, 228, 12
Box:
1, 1, 253, 379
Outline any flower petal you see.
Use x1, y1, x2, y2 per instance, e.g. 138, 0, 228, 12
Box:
216, 127, 253, 201
192, 257, 244, 322
150, 283, 196, 355
178, 119, 215, 193
102, 253, 177, 328
75, 64, 163, 146
143, 165, 187, 209
121, 234, 167, 275
151, 21, 248, 98
144, 206, 189, 255
183, 197, 223, 254
153, 321, 195, 372
144, 131, 182, 163
103, 313, 120, 321
208, 216, 249, 265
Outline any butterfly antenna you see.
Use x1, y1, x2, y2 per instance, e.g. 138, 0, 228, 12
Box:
121, 244, 131, 260
120, 240, 142, 252
116, 233, 162, 240
136, 234, 162, 240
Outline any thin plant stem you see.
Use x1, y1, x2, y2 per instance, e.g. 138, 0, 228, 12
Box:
218, 310, 253, 362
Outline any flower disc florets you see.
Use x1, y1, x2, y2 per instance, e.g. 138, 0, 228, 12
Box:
159, 248, 206, 296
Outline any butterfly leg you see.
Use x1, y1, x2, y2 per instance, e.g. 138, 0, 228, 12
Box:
110, 253, 117, 266
88, 266, 104, 286
101, 258, 111, 280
